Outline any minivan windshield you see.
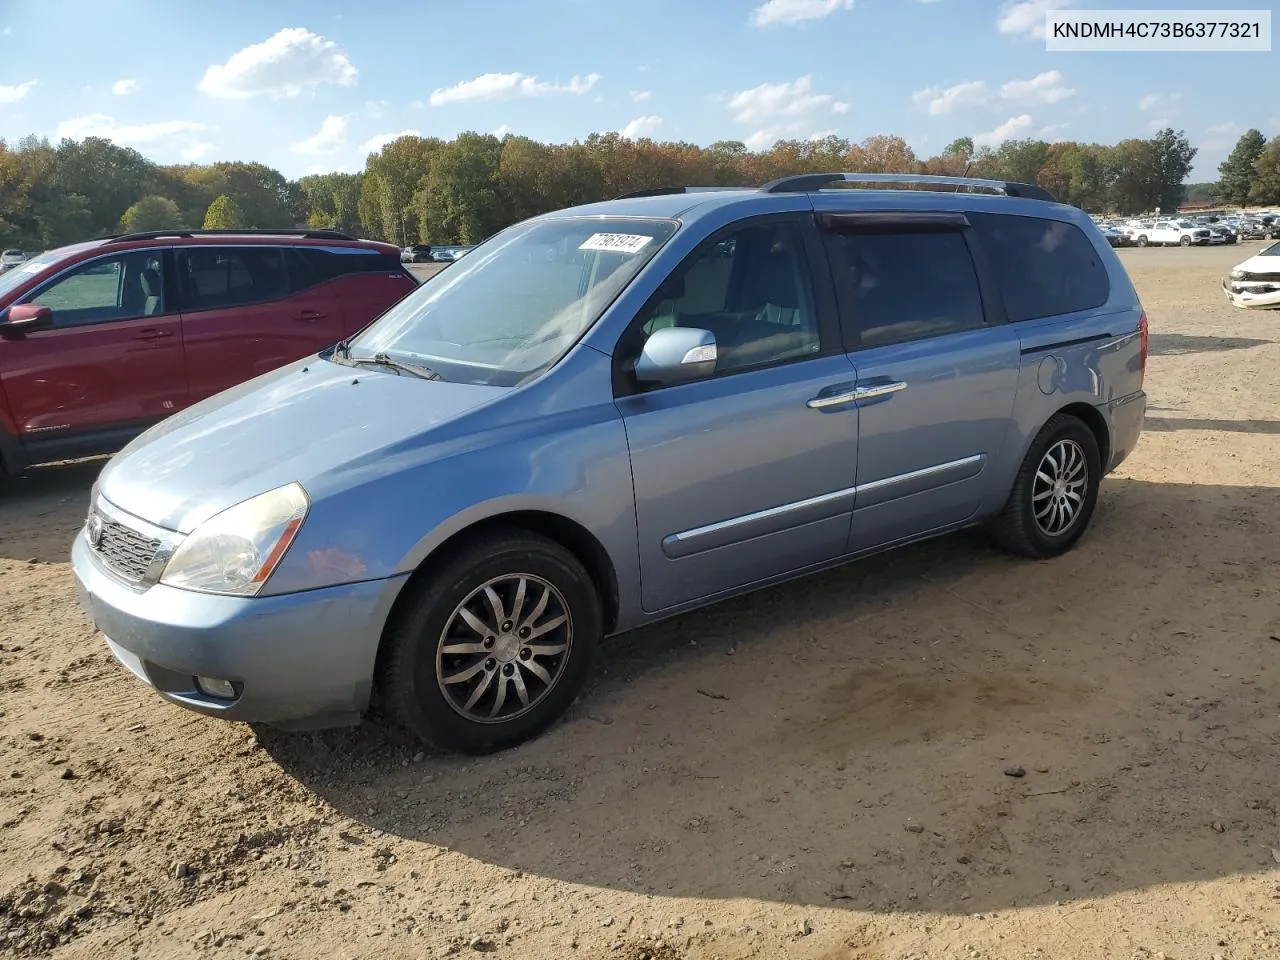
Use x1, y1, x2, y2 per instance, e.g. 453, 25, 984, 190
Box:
343, 217, 678, 386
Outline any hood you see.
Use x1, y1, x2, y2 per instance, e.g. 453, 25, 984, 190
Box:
1231, 251, 1280, 277
98, 357, 505, 533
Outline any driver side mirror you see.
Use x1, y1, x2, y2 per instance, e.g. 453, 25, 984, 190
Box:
1, 303, 54, 334
633, 326, 717, 388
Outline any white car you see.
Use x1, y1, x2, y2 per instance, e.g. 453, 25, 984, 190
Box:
1129, 220, 1213, 247
0, 249, 27, 273
1223, 240, 1280, 309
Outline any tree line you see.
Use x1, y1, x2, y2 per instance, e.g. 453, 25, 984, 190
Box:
2, 125, 1278, 251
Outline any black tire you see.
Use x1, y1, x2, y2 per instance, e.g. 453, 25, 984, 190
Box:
377, 530, 601, 754
1136, 235, 1148, 247
990, 414, 1102, 559
1179, 235, 1192, 247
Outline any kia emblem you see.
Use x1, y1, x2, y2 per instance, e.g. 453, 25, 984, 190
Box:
87, 515, 103, 548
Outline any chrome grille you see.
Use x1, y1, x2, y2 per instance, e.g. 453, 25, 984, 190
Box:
93, 515, 161, 582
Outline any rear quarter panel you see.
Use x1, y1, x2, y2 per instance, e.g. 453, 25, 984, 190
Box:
975, 208, 1145, 517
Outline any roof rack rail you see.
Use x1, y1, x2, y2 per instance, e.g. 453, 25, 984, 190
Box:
613, 185, 753, 200
105, 228, 356, 244
759, 173, 1056, 203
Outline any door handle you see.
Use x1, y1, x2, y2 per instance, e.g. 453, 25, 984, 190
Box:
807, 390, 859, 410
133, 328, 172, 341
295, 310, 327, 322
853, 381, 908, 401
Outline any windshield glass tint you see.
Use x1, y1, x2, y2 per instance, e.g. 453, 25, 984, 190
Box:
345, 217, 677, 386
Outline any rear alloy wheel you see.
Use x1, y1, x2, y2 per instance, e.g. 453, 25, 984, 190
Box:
1180, 235, 1192, 246
990, 414, 1102, 559
377, 531, 601, 754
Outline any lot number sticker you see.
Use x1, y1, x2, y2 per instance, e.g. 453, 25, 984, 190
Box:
579, 233, 653, 254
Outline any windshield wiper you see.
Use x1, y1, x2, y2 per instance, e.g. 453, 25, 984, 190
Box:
343, 351, 443, 381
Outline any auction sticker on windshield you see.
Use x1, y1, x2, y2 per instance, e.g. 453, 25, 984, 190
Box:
579, 233, 653, 254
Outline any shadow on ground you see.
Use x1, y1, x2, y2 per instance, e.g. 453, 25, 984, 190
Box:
1147, 333, 1274, 356
259, 477, 1280, 918
0, 459, 103, 562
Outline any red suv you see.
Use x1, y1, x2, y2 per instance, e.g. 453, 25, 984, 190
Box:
0, 229, 417, 474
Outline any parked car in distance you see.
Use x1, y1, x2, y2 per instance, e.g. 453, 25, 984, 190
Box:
401, 244, 434, 263
0, 229, 417, 474
72, 173, 1148, 754
0, 249, 27, 273
1100, 225, 1132, 247
1239, 219, 1280, 240
1130, 219, 1213, 246
1223, 239, 1280, 309
1208, 224, 1238, 244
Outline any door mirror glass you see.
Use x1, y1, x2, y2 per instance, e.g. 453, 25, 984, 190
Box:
2, 303, 54, 332
633, 326, 717, 386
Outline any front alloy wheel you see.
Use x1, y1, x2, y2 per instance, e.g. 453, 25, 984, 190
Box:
436, 574, 572, 723
378, 530, 601, 754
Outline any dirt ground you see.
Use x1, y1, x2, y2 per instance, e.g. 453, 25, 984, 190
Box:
3, 242, 1280, 960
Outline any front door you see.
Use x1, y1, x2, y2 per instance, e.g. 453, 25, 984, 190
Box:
0, 248, 187, 456
177, 245, 344, 403
818, 215, 1020, 553
615, 215, 859, 612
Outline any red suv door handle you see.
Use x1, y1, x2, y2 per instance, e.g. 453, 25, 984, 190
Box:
295, 310, 327, 322
133, 328, 172, 341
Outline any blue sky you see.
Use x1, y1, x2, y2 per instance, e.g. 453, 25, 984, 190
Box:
0, 0, 1274, 180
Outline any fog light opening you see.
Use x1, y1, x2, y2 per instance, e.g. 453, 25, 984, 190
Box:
195, 676, 238, 700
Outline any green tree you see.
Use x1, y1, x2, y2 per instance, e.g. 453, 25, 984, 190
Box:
1150, 128, 1197, 213
994, 139, 1051, 185
1252, 137, 1280, 205
1108, 138, 1159, 214
415, 132, 504, 244
119, 195, 184, 233
202, 194, 244, 229
1217, 129, 1267, 206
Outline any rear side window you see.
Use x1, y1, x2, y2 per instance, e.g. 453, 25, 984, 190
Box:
298, 247, 403, 284
825, 230, 986, 348
182, 247, 288, 311
970, 213, 1109, 322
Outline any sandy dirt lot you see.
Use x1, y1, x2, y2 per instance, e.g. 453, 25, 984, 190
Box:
3, 242, 1280, 960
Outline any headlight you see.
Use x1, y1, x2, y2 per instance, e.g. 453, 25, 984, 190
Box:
1230, 269, 1245, 280
160, 483, 309, 596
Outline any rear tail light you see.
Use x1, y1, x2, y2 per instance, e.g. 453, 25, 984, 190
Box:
1138, 310, 1148, 387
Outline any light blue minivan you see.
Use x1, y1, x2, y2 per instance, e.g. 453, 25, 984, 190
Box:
72, 173, 1147, 753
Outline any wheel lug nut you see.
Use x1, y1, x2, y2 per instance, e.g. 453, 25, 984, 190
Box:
518, 626, 531, 639
483, 637, 495, 648
502, 664, 515, 676
484, 658, 496, 670
519, 647, 532, 660
501, 621, 513, 632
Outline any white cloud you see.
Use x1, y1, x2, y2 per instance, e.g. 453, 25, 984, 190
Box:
1206, 121, 1237, 135
291, 114, 349, 154
0, 80, 36, 104
620, 115, 663, 139
365, 99, 388, 118
197, 27, 358, 99
429, 71, 599, 106
996, 0, 1069, 40
1000, 70, 1074, 105
913, 70, 1074, 116
912, 80, 989, 116
728, 75, 848, 124
1039, 122, 1071, 139
492, 124, 511, 138
750, 0, 854, 27
745, 128, 783, 151
974, 114, 1034, 147
180, 142, 214, 161
630, 90, 652, 103
55, 113, 207, 145
111, 78, 138, 96
359, 128, 420, 153
808, 128, 839, 140
1145, 116, 1171, 132
1138, 92, 1180, 112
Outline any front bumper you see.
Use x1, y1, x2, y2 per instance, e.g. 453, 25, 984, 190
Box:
72, 534, 409, 728
1105, 389, 1146, 475
1222, 277, 1280, 310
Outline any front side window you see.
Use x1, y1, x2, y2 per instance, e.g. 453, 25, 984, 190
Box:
27, 251, 166, 327
635, 221, 820, 375
826, 230, 985, 348
182, 247, 288, 311
969, 212, 1110, 322
347, 217, 677, 387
